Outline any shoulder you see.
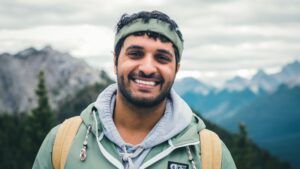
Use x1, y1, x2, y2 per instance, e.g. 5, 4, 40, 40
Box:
220, 140, 237, 169
33, 116, 86, 169
39, 125, 61, 153
32, 125, 60, 169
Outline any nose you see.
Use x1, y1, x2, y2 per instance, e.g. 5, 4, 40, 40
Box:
138, 55, 157, 75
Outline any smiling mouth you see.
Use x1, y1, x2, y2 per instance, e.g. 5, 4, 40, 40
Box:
129, 72, 164, 88
134, 79, 157, 86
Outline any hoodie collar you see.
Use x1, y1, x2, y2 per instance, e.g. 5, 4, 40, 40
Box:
81, 83, 205, 148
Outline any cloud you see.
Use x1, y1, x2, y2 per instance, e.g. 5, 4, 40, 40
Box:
0, 25, 114, 57
0, 0, 299, 84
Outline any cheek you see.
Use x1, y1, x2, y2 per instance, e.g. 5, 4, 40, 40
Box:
162, 67, 177, 79
117, 61, 135, 76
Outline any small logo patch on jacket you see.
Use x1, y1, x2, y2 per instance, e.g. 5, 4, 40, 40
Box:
168, 161, 189, 169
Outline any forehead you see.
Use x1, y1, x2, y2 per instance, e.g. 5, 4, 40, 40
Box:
122, 35, 175, 55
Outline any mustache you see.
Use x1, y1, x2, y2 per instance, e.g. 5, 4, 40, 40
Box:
129, 71, 164, 82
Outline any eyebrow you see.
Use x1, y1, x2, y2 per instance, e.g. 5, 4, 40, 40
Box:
126, 45, 144, 51
125, 45, 174, 57
157, 49, 174, 57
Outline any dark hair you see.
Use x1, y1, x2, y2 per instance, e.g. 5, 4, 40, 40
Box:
114, 10, 184, 66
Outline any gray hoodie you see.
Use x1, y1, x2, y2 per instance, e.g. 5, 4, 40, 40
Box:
94, 83, 194, 169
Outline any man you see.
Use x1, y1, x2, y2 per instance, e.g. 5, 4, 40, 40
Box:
33, 10, 236, 169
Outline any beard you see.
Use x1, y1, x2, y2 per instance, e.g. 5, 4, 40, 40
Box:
117, 71, 174, 108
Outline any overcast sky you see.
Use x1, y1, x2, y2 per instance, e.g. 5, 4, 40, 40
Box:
1, 0, 300, 86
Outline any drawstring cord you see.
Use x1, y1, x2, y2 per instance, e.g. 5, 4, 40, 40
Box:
120, 146, 144, 169
121, 147, 134, 169
80, 107, 96, 161
80, 124, 92, 161
186, 146, 197, 169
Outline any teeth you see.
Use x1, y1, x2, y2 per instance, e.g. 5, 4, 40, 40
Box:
135, 79, 156, 86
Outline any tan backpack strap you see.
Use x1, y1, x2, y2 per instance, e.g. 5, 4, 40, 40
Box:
52, 116, 82, 169
200, 129, 222, 169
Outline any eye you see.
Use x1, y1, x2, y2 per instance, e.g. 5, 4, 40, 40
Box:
156, 54, 172, 63
127, 50, 144, 59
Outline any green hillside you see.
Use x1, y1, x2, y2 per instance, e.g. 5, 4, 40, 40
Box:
181, 88, 258, 123
201, 114, 292, 169
222, 85, 300, 168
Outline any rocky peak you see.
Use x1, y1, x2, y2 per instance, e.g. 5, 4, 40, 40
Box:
252, 69, 268, 80
15, 47, 38, 59
280, 60, 300, 77
0, 46, 105, 114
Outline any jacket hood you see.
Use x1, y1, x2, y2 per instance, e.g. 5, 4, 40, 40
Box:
79, 84, 206, 169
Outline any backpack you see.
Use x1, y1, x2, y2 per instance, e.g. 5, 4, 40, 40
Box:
52, 116, 222, 169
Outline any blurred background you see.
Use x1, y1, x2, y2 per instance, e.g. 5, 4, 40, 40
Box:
0, 0, 299, 169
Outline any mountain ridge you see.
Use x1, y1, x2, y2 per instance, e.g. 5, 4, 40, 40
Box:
223, 60, 300, 93
0, 46, 104, 114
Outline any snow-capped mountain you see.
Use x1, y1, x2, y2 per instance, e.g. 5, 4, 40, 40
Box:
249, 69, 280, 93
223, 76, 249, 92
275, 61, 300, 87
223, 60, 300, 93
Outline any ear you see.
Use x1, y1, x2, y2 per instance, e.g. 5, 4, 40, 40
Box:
113, 53, 117, 74
175, 63, 180, 74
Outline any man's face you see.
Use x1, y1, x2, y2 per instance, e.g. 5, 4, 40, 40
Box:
115, 34, 179, 107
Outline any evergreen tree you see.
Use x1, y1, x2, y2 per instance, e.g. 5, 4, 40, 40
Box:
25, 70, 56, 167
0, 114, 26, 169
236, 122, 255, 169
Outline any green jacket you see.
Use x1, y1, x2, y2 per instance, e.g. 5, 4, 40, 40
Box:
33, 103, 236, 169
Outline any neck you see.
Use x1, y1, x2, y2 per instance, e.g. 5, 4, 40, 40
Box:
114, 92, 167, 145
